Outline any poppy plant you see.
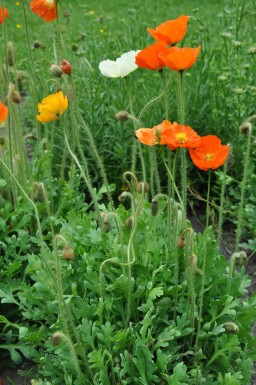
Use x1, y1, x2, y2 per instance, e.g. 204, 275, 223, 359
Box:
160, 46, 201, 71
161, 122, 201, 150
0, 102, 8, 122
0, 7, 8, 24
135, 120, 173, 146
30, 0, 58, 22
135, 41, 169, 71
36, 90, 68, 123
189, 135, 229, 171
99, 50, 141, 78
147, 15, 189, 46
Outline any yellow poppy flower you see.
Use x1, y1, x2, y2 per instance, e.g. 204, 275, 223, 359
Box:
36, 91, 68, 123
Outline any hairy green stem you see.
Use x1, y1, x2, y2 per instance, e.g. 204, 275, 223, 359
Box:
195, 170, 211, 354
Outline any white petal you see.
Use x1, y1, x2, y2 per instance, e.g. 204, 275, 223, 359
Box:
117, 50, 141, 78
99, 59, 121, 78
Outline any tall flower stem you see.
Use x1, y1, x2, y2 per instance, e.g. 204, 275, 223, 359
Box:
217, 159, 228, 249
160, 70, 169, 120
125, 77, 146, 181
235, 126, 252, 252
69, 76, 114, 210
64, 130, 102, 227
195, 170, 211, 355
177, 70, 187, 221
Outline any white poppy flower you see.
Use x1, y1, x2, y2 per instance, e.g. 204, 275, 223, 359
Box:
99, 50, 141, 78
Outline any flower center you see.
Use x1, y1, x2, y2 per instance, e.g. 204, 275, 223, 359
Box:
176, 132, 187, 144
204, 153, 214, 161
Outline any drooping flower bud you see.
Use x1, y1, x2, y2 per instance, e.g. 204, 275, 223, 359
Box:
224, 322, 239, 334
239, 121, 252, 135
125, 216, 134, 229
11, 90, 22, 104
115, 110, 130, 121
51, 332, 65, 346
61, 59, 72, 75
49, 64, 63, 77
62, 245, 75, 260
33, 182, 46, 202
151, 200, 158, 216
135, 181, 150, 193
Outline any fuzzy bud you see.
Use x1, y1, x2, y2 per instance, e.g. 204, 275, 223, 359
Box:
51, 332, 65, 346
135, 181, 150, 193
239, 121, 252, 135
177, 235, 186, 248
224, 322, 239, 334
33, 182, 46, 202
49, 64, 63, 77
33, 41, 41, 49
62, 245, 75, 260
0, 137, 5, 145
115, 110, 130, 122
7, 42, 16, 67
125, 216, 134, 230
102, 221, 112, 233
151, 200, 158, 216
61, 59, 72, 75
11, 90, 22, 104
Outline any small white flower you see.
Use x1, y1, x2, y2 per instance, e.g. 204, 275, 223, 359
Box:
99, 50, 141, 78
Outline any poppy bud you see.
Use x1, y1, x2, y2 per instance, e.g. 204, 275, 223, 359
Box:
135, 181, 150, 193
151, 200, 158, 216
102, 221, 112, 233
61, 59, 72, 75
7, 42, 16, 67
177, 235, 186, 248
11, 90, 22, 104
63, 11, 70, 18
125, 216, 134, 229
33, 182, 46, 202
51, 332, 65, 346
71, 44, 78, 52
62, 245, 75, 260
239, 121, 252, 135
115, 110, 130, 121
49, 64, 63, 77
0, 137, 5, 145
224, 322, 239, 334
33, 41, 41, 49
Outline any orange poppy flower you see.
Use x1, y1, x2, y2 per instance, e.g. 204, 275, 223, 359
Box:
189, 135, 229, 171
135, 120, 173, 146
160, 46, 201, 71
147, 15, 189, 46
135, 41, 169, 71
0, 7, 8, 24
0, 102, 8, 122
161, 122, 201, 150
30, 0, 58, 22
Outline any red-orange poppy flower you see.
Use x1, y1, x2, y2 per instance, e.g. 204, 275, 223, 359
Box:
30, 0, 58, 22
161, 122, 201, 150
135, 120, 173, 146
0, 102, 8, 122
0, 7, 8, 24
189, 135, 229, 171
135, 41, 169, 71
160, 46, 201, 71
147, 15, 189, 46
